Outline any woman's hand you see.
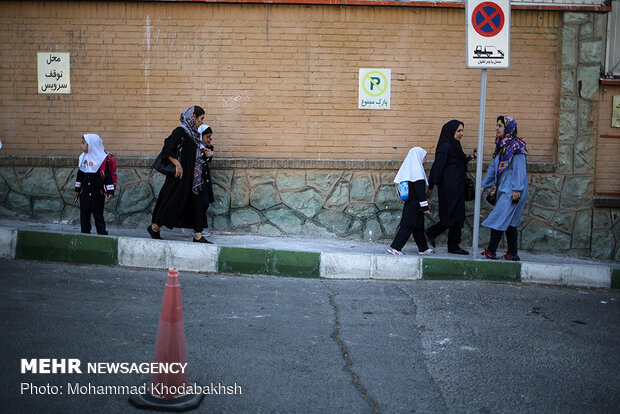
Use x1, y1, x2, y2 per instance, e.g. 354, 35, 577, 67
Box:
470, 149, 477, 159
512, 191, 521, 202
175, 164, 183, 179
169, 156, 183, 179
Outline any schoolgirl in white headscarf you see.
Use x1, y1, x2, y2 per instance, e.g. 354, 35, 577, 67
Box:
74, 133, 114, 235
79, 134, 108, 173
388, 146, 435, 256
394, 146, 428, 186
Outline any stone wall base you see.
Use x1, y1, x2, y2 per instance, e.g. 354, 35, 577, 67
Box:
0, 157, 617, 261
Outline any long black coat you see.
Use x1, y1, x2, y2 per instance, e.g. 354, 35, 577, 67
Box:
152, 126, 207, 230
399, 179, 429, 229
428, 124, 471, 228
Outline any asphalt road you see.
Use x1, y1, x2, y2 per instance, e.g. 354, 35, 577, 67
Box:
0, 260, 618, 413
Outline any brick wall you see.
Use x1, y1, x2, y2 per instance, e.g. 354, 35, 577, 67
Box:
0, 2, 560, 161
595, 85, 620, 195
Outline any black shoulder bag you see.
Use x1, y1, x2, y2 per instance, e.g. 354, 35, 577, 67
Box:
462, 154, 475, 202
153, 138, 183, 176
464, 175, 475, 201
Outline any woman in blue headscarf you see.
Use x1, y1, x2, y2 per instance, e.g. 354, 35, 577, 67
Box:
480, 115, 528, 261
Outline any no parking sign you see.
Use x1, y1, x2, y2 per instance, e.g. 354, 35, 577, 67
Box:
359, 69, 391, 109
466, 0, 510, 68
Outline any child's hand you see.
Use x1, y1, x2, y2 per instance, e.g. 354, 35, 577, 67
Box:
73, 192, 79, 204
105, 194, 112, 200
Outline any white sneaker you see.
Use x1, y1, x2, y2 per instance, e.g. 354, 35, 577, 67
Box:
419, 248, 435, 255
387, 247, 403, 256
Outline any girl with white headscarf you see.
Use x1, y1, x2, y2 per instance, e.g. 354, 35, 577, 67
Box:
73, 133, 115, 235
387, 147, 435, 256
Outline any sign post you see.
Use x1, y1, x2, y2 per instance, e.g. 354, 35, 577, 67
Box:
466, 0, 510, 257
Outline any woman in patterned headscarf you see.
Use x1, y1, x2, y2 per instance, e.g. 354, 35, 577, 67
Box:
480, 115, 528, 260
148, 105, 213, 243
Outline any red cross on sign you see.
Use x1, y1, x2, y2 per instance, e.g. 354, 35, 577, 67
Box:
472, 2, 505, 37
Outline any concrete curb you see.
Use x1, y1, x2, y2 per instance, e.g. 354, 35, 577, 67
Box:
0, 227, 17, 259
521, 262, 611, 289
612, 269, 620, 289
421, 258, 520, 282
1, 226, 616, 289
117, 236, 218, 273
16, 230, 117, 265
321, 253, 421, 280
218, 246, 320, 278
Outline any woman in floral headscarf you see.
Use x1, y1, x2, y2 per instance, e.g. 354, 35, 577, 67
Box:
480, 115, 528, 260
148, 105, 213, 243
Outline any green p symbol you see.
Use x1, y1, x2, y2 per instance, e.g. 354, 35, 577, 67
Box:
370, 77, 381, 91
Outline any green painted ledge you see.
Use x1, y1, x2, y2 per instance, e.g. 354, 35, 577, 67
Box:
218, 246, 320, 278
612, 268, 620, 290
16, 230, 118, 265
421, 258, 521, 281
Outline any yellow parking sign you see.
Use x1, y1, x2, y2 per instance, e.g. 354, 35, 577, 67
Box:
359, 68, 390, 109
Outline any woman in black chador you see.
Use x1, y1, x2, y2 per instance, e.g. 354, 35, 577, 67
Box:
425, 120, 476, 255
147, 106, 213, 243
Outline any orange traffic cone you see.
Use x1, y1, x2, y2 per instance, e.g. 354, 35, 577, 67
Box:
129, 268, 203, 411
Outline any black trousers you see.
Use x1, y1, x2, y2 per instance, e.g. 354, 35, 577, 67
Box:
425, 222, 462, 251
391, 225, 429, 252
488, 226, 518, 255
191, 192, 207, 233
80, 192, 107, 235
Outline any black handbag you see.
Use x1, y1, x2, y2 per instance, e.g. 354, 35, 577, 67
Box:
486, 192, 497, 206
153, 140, 183, 176
464, 176, 475, 201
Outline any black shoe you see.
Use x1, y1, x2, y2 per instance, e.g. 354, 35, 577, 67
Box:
448, 247, 469, 255
193, 236, 212, 244
147, 225, 162, 240
425, 231, 436, 248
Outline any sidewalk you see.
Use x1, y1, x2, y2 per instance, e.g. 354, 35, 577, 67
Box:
1, 218, 618, 289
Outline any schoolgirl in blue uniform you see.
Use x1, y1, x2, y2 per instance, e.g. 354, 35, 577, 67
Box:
73, 134, 115, 235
